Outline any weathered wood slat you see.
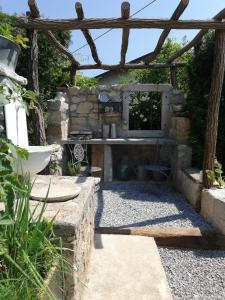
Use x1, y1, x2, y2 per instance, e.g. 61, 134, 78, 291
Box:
43, 30, 79, 67
95, 227, 225, 250
120, 2, 130, 66
145, 0, 189, 64
167, 8, 225, 63
77, 62, 185, 70
28, 0, 40, 18
75, 2, 101, 65
16, 17, 225, 31
203, 29, 225, 188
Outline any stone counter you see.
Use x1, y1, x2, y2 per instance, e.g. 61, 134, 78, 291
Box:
30, 175, 96, 300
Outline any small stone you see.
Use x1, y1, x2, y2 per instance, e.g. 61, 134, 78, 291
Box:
68, 86, 79, 96
87, 94, 98, 102
77, 102, 93, 114
70, 104, 77, 111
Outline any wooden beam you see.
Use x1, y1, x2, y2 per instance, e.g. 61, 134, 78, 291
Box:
170, 66, 178, 89
43, 30, 79, 67
16, 17, 225, 31
28, 0, 40, 18
120, 2, 130, 66
167, 8, 225, 63
145, 0, 189, 64
203, 29, 225, 188
95, 227, 225, 250
77, 62, 185, 70
75, 2, 101, 65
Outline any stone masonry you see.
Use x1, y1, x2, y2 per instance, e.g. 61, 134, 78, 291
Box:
47, 84, 192, 181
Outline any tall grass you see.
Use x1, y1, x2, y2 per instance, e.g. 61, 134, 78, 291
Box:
0, 137, 66, 299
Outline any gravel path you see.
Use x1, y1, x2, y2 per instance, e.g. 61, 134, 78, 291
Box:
95, 181, 211, 229
159, 248, 225, 300
95, 182, 225, 299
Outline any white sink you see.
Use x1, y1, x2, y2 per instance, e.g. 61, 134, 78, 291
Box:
13, 146, 53, 176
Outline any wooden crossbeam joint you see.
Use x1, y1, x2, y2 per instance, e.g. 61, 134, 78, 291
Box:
144, 0, 189, 64
75, 1, 101, 65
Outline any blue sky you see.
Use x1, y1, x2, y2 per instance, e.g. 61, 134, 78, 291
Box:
1, 0, 224, 77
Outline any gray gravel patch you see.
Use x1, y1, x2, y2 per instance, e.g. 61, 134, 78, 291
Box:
159, 247, 225, 300
95, 181, 211, 229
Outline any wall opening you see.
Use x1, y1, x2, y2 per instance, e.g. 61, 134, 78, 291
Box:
128, 91, 162, 131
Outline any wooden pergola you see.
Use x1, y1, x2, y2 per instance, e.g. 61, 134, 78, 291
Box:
17, 0, 225, 189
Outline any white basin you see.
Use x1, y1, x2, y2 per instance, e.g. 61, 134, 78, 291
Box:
13, 146, 53, 176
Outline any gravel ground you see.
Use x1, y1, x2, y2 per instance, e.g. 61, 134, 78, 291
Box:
95, 181, 211, 229
95, 182, 225, 299
159, 247, 225, 300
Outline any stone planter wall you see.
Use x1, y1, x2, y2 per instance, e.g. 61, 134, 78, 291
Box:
30, 175, 96, 300
201, 188, 225, 234
175, 167, 202, 211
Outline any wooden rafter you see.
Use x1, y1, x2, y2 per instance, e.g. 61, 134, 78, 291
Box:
145, 0, 189, 64
43, 30, 79, 67
28, 0, 79, 84
77, 62, 185, 70
24, 1, 225, 73
75, 2, 101, 65
16, 17, 225, 31
120, 2, 130, 66
167, 8, 225, 63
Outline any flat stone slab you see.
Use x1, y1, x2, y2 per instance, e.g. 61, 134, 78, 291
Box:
30, 176, 81, 202
83, 234, 172, 300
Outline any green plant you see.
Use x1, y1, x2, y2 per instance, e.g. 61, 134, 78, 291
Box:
206, 159, 225, 188
0, 136, 66, 299
0, 78, 36, 109
0, 12, 28, 48
67, 161, 81, 176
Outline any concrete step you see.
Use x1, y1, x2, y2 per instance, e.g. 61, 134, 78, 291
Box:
82, 234, 173, 300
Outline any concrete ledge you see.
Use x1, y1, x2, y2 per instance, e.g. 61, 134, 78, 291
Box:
175, 168, 202, 211
201, 188, 225, 234
83, 234, 173, 300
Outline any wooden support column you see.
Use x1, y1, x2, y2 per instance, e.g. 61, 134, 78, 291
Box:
203, 29, 225, 188
120, 2, 130, 66
170, 66, 178, 89
26, 10, 46, 145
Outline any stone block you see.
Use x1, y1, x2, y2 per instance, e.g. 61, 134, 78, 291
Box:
47, 99, 63, 111
77, 102, 93, 114
68, 86, 79, 96
201, 189, 225, 234
71, 96, 86, 104
176, 169, 202, 211
70, 104, 77, 112
171, 117, 190, 140
48, 111, 68, 124
87, 94, 98, 102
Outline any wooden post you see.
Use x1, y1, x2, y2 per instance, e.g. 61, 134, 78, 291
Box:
26, 12, 46, 146
170, 66, 178, 89
71, 65, 77, 86
203, 29, 225, 188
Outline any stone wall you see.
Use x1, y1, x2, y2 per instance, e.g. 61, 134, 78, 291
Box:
201, 188, 225, 234
47, 84, 192, 181
30, 175, 96, 300
175, 168, 202, 211
66, 84, 189, 140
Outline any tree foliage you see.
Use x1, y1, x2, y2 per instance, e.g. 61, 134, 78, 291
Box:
130, 38, 191, 91
186, 31, 225, 168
